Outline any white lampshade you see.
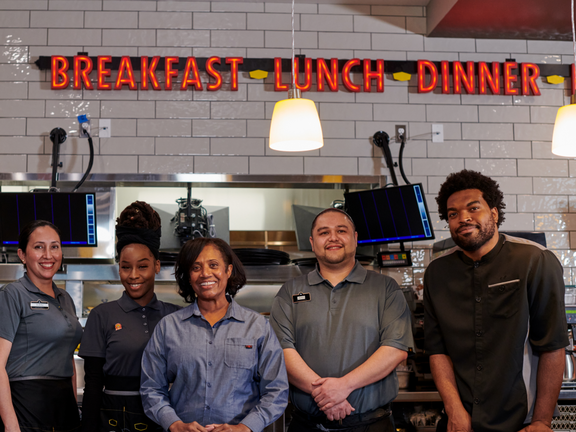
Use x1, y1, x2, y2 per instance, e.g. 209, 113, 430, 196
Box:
269, 98, 323, 152
552, 103, 576, 157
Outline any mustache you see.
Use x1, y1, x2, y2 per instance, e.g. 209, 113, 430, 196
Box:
325, 243, 343, 248
457, 223, 479, 233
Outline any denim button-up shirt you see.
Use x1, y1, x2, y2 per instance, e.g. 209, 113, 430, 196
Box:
141, 297, 288, 432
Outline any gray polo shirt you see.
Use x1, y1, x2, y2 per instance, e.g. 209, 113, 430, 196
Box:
270, 261, 413, 416
79, 292, 181, 377
0, 274, 83, 379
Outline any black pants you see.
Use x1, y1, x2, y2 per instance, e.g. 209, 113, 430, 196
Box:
435, 413, 530, 432
99, 393, 162, 432
0, 379, 80, 432
288, 407, 395, 432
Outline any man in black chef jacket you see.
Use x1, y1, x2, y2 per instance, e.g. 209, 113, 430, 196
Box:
270, 208, 414, 432
424, 169, 566, 432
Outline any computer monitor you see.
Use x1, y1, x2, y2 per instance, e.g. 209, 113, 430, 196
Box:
0, 192, 97, 247
344, 184, 434, 245
292, 204, 325, 251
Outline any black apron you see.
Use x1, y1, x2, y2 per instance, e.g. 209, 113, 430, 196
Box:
99, 392, 162, 432
0, 378, 80, 432
96, 376, 162, 432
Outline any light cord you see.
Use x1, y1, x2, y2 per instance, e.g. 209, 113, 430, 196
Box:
571, 0, 576, 65
291, 0, 295, 90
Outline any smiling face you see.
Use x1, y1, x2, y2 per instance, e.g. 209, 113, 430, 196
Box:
118, 243, 160, 306
309, 210, 358, 269
189, 244, 233, 304
17, 226, 62, 288
447, 188, 499, 259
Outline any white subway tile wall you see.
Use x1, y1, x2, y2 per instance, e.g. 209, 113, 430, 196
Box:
0, 1, 574, 280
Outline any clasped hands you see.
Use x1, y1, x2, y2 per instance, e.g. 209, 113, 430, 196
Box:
169, 420, 251, 432
310, 377, 355, 421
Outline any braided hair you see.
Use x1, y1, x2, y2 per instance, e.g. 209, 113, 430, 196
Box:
116, 201, 162, 260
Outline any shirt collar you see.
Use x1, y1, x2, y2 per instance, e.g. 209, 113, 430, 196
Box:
179, 296, 246, 323
117, 291, 161, 312
22, 273, 63, 299
307, 260, 367, 286
458, 233, 505, 265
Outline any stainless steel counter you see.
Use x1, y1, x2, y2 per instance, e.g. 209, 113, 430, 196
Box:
393, 389, 576, 402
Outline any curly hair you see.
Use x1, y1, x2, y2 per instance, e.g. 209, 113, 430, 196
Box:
116, 201, 162, 260
116, 201, 161, 230
436, 170, 506, 227
174, 237, 247, 303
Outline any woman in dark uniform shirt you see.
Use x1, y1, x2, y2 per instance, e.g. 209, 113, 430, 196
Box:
79, 201, 180, 432
0, 220, 83, 432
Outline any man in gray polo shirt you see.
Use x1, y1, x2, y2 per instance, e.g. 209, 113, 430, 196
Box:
270, 208, 413, 432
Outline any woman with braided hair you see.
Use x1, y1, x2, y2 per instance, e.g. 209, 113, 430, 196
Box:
79, 201, 180, 432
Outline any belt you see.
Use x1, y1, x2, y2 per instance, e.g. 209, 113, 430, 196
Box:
103, 389, 140, 396
103, 375, 141, 396
9, 376, 66, 382
294, 404, 392, 430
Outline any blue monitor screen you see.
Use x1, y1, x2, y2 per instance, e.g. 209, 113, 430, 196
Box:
344, 184, 434, 245
0, 192, 97, 247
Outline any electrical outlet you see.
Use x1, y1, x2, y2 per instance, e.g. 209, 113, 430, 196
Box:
395, 125, 407, 142
78, 114, 90, 138
99, 119, 111, 138
432, 124, 444, 142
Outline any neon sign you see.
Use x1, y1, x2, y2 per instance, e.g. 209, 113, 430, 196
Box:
49, 55, 551, 96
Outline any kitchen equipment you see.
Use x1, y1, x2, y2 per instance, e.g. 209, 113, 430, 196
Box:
233, 248, 291, 266
564, 350, 576, 382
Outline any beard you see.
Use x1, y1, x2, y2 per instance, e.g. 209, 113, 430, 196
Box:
451, 218, 497, 253
317, 243, 355, 266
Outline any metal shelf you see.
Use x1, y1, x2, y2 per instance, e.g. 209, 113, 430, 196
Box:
0, 173, 385, 190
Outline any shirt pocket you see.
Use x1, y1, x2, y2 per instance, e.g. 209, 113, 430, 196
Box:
224, 338, 256, 369
487, 279, 521, 318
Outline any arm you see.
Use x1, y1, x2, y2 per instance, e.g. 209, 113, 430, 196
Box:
269, 287, 324, 395
519, 348, 564, 432
80, 357, 106, 432
238, 321, 289, 432
430, 354, 472, 432
283, 348, 321, 393
140, 323, 182, 432
0, 338, 20, 432
311, 345, 407, 410
312, 281, 413, 411
72, 358, 77, 402
283, 348, 355, 420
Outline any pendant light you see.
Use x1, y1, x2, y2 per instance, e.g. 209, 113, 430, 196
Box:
268, 0, 323, 152
552, 0, 576, 156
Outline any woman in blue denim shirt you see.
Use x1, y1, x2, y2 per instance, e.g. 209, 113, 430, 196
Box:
141, 238, 288, 432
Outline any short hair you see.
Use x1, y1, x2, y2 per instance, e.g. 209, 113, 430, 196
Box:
436, 169, 506, 227
18, 220, 61, 252
310, 208, 356, 236
174, 237, 247, 303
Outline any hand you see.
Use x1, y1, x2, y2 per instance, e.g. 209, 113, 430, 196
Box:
311, 377, 352, 410
205, 424, 251, 432
517, 420, 552, 432
324, 400, 355, 421
169, 420, 211, 432
446, 407, 473, 432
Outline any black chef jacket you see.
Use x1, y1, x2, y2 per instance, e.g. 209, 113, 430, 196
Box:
424, 234, 567, 432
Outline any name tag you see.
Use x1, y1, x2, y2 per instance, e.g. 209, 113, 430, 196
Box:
30, 300, 49, 310
292, 292, 311, 303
